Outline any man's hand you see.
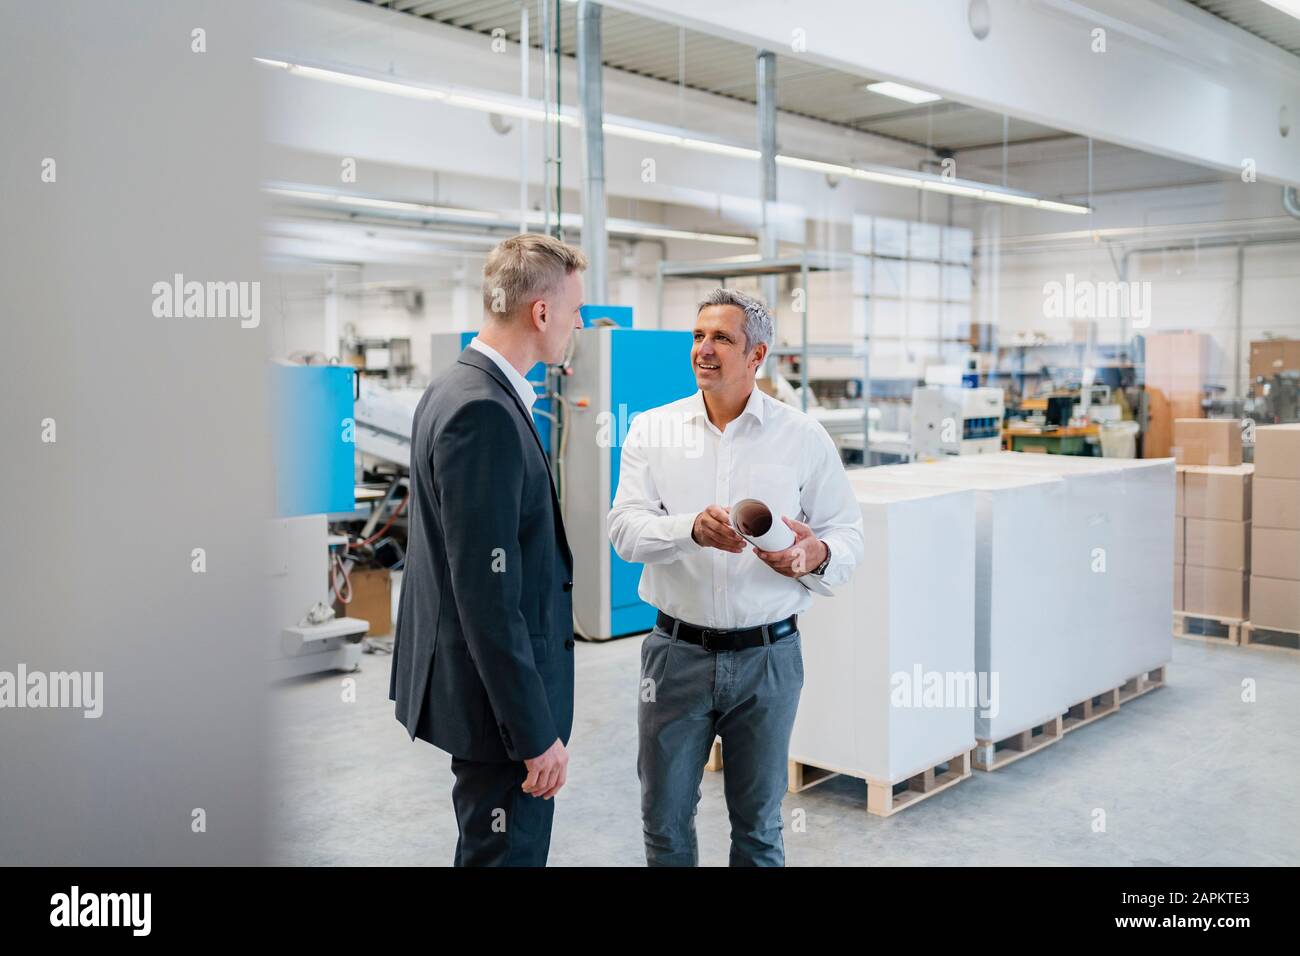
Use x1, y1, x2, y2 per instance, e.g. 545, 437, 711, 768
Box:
754, 516, 827, 578
522, 738, 568, 800
692, 505, 746, 553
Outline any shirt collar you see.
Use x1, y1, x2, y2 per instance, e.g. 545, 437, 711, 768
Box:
469, 336, 537, 412
687, 385, 767, 428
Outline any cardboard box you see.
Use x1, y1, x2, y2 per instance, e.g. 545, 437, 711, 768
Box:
1249, 339, 1300, 390
1174, 516, 1184, 563
1253, 477, 1300, 529
334, 566, 392, 636
1248, 338, 1289, 382
1248, 575, 1300, 632
1145, 390, 1204, 459
1181, 464, 1252, 521
1172, 419, 1242, 466
1148, 331, 1212, 394
1254, 424, 1300, 479
1184, 519, 1249, 571
1251, 527, 1300, 580
1183, 565, 1248, 619
1174, 563, 1184, 611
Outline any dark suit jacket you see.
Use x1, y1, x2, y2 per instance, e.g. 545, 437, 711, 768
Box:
390, 346, 575, 763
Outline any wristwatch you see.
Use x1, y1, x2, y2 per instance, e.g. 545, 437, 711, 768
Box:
811, 541, 832, 576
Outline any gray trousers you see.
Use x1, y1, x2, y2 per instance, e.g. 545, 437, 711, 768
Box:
637, 621, 804, 867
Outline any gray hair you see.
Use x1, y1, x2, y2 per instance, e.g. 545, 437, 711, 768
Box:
697, 288, 773, 351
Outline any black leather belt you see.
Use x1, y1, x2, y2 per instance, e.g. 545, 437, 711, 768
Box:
655, 611, 798, 652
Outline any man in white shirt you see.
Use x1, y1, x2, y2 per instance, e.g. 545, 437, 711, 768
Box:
608, 288, 864, 866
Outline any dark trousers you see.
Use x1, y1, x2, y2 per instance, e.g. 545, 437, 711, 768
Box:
449, 756, 556, 867
638, 624, 804, 867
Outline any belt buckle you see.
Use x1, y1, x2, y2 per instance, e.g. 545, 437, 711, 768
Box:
699, 628, 716, 652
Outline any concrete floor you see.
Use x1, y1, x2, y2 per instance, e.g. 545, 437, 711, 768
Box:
270, 627, 1300, 866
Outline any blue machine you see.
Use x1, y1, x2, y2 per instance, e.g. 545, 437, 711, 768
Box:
432, 313, 693, 639
562, 326, 696, 639
271, 363, 356, 517
429, 307, 634, 456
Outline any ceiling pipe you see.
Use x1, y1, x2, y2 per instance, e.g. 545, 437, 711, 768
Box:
577, 0, 609, 303
756, 49, 779, 316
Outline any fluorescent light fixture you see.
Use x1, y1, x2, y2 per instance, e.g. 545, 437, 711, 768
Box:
265, 186, 504, 222
602, 122, 683, 145
255, 57, 449, 102
922, 181, 988, 199
256, 57, 1088, 215
865, 81, 941, 105
602, 122, 760, 159
775, 155, 855, 177
1034, 199, 1090, 214
607, 221, 757, 245
265, 185, 758, 245
679, 137, 762, 160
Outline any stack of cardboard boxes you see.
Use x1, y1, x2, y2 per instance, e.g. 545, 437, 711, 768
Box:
1145, 332, 1213, 459
1249, 425, 1300, 633
1173, 419, 1251, 621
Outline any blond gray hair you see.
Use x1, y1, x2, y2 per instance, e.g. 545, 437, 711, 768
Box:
698, 288, 773, 351
482, 233, 588, 319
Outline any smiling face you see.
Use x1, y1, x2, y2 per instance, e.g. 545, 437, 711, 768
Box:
692, 304, 766, 396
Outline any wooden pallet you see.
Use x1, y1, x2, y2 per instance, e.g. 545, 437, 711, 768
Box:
1116, 666, 1166, 705
1062, 686, 1121, 733
1173, 611, 1243, 646
704, 738, 723, 772
1241, 624, 1300, 656
787, 751, 972, 817
972, 714, 1064, 771
973, 666, 1165, 771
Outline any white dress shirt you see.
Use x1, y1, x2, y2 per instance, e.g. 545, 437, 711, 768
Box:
608, 387, 864, 629
469, 337, 537, 413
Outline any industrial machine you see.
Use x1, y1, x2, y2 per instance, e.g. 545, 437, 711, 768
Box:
269, 362, 368, 678
910, 385, 1005, 460
1247, 371, 1300, 424
354, 379, 423, 469
562, 325, 696, 640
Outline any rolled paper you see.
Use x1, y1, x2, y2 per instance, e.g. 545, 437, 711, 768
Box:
731, 497, 795, 552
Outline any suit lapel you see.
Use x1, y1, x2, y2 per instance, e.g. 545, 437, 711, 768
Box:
457, 348, 573, 569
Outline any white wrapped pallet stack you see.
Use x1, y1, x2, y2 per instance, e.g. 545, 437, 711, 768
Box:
947, 452, 1173, 710
863, 462, 1072, 759
789, 479, 976, 815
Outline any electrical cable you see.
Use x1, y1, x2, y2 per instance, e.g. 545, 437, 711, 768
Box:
330, 552, 353, 605
350, 487, 410, 550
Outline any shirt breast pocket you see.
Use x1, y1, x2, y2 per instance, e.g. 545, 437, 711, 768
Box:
742, 463, 800, 525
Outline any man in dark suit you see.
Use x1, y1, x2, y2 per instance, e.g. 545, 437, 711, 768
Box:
390, 233, 586, 867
